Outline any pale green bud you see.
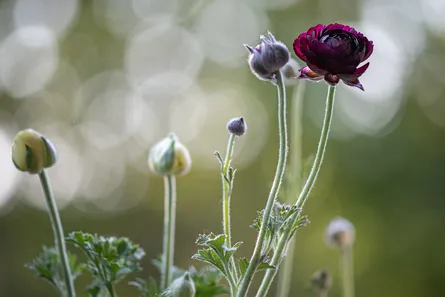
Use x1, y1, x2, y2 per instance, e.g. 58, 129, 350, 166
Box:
11, 129, 58, 174
168, 272, 196, 297
148, 133, 192, 176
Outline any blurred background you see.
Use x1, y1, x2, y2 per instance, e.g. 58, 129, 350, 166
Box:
1, 0, 445, 296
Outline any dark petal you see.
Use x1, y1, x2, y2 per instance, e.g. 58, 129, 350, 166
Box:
307, 24, 325, 39
325, 59, 358, 75
297, 66, 324, 81
337, 62, 370, 80
353, 62, 370, 76
362, 40, 374, 62
323, 23, 361, 37
306, 61, 328, 75
293, 32, 308, 61
342, 78, 365, 91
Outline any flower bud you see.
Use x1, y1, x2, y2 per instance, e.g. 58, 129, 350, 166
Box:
325, 217, 355, 249
227, 117, 247, 136
11, 129, 58, 174
245, 32, 290, 81
148, 133, 192, 176
169, 272, 196, 297
310, 269, 332, 294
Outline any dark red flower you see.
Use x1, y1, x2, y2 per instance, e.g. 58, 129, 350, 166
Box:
293, 23, 373, 91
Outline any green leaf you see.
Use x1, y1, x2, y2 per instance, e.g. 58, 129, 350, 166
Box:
26, 246, 83, 295
257, 261, 275, 271
67, 231, 146, 294
237, 258, 249, 277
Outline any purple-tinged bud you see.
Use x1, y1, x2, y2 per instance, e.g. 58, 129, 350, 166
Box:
325, 217, 355, 249
259, 32, 290, 73
227, 117, 247, 136
245, 32, 290, 81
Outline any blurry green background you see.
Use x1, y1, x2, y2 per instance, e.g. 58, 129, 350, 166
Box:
1, 0, 445, 296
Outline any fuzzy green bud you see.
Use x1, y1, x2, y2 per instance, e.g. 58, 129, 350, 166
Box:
11, 129, 58, 174
325, 217, 355, 249
227, 117, 247, 136
168, 272, 196, 297
148, 133, 192, 176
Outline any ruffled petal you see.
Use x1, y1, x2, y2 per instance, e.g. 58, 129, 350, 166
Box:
362, 40, 374, 62
293, 32, 308, 61
307, 24, 325, 39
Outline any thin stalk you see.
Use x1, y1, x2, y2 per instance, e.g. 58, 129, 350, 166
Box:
222, 133, 237, 249
39, 170, 76, 297
106, 283, 117, 297
161, 175, 177, 290
255, 85, 336, 297
276, 81, 306, 297
236, 70, 288, 297
221, 133, 239, 286
341, 245, 355, 297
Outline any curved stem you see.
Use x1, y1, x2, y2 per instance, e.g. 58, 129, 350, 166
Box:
236, 71, 288, 297
276, 81, 306, 297
39, 170, 76, 297
341, 245, 355, 297
161, 175, 176, 290
255, 85, 336, 297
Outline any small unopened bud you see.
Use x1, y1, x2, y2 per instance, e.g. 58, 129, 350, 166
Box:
11, 129, 58, 174
310, 269, 332, 294
325, 217, 355, 249
244, 32, 290, 81
148, 133, 192, 176
227, 117, 247, 136
168, 272, 196, 297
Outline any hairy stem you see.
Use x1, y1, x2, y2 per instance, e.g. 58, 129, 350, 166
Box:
236, 70, 288, 297
161, 175, 176, 290
221, 133, 239, 287
222, 133, 237, 248
39, 170, 76, 297
255, 85, 336, 297
341, 245, 355, 297
276, 81, 306, 297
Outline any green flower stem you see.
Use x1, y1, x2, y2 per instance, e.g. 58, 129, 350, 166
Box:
255, 85, 336, 297
222, 133, 237, 249
236, 70, 288, 297
38, 170, 76, 297
106, 283, 117, 297
341, 245, 355, 297
276, 81, 306, 297
221, 133, 238, 285
161, 175, 177, 290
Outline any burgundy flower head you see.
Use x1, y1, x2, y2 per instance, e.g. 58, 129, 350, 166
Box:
293, 23, 373, 91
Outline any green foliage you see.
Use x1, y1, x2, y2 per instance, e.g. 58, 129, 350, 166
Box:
26, 246, 82, 295
191, 233, 241, 281
66, 231, 145, 296
131, 264, 228, 297
252, 202, 309, 256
